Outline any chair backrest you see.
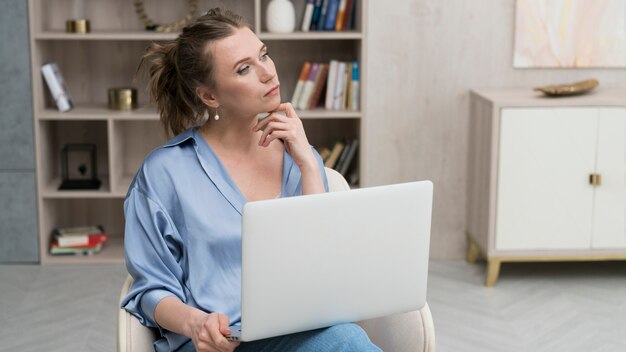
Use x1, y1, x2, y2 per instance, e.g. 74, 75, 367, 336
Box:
325, 167, 351, 192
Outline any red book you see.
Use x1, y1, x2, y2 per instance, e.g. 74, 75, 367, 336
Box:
308, 63, 329, 109
56, 233, 109, 248
342, 0, 354, 31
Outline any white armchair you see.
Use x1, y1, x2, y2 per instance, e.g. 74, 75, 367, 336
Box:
118, 167, 436, 352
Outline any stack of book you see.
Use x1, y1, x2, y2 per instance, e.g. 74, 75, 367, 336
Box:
301, 0, 357, 32
49, 225, 108, 256
291, 60, 359, 111
318, 137, 359, 184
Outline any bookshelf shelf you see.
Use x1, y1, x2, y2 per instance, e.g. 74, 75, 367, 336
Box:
40, 106, 361, 120
40, 106, 160, 120
29, 0, 366, 265
41, 178, 113, 199
34, 31, 179, 41
34, 31, 363, 42
259, 31, 363, 40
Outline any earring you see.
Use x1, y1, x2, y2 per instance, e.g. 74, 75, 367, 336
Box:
214, 107, 220, 121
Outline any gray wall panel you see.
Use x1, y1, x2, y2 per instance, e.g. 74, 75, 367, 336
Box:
0, 0, 35, 170
0, 0, 38, 263
0, 172, 39, 263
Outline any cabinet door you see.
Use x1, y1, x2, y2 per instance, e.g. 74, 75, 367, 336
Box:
496, 108, 596, 250
592, 108, 626, 249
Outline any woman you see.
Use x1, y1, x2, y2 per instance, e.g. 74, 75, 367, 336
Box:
121, 8, 380, 352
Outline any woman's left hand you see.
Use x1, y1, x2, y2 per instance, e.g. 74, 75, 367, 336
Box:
253, 102, 316, 168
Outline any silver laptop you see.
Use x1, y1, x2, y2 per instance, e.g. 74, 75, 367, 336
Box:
227, 180, 433, 342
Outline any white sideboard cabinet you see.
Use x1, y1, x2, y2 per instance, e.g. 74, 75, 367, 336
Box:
467, 88, 626, 286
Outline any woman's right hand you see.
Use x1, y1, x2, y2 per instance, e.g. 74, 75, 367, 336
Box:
190, 311, 240, 352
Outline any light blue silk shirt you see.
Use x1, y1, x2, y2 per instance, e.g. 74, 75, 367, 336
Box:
121, 127, 328, 352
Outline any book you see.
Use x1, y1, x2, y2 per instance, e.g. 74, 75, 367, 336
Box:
339, 0, 353, 31
297, 62, 320, 110
41, 62, 73, 112
301, 0, 315, 32
307, 63, 329, 109
317, 0, 330, 31
325, 60, 339, 110
335, 0, 347, 31
343, 62, 352, 109
338, 138, 358, 176
291, 61, 312, 106
346, 0, 356, 30
350, 61, 360, 110
346, 68, 352, 110
309, 0, 324, 30
50, 242, 104, 256
348, 167, 359, 185
318, 146, 331, 162
324, 0, 341, 31
55, 225, 103, 236
57, 233, 108, 248
333, 61, 347, 110
52, 225, 107, 247
324, 140, 345, 168
333, 138, 352, 172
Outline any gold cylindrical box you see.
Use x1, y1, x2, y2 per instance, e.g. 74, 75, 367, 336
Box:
108, 88, 138, 111
66, 19, 90, 33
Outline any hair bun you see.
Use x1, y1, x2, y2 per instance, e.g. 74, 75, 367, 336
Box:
202, 7, 223, 18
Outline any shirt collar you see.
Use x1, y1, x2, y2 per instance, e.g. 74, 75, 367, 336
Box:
170, 127, 298, 215
162, 128, 196, 148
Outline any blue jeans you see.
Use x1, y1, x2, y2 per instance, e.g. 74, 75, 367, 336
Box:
177, 323, 381, 352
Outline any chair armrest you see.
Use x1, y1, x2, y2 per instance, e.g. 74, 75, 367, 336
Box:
357, 303, 436, 352
118, 275, 158, 352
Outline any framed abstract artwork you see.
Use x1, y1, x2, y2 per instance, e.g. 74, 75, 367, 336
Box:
58, 144, 101, 190
514, 0, 626, 68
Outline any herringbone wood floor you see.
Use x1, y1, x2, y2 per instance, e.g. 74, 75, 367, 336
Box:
0, 261, 624, 351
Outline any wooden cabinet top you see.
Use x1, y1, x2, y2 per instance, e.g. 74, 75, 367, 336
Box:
471, 87, 626, 107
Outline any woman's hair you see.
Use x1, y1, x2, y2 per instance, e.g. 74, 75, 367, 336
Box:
138, 8, 249, 137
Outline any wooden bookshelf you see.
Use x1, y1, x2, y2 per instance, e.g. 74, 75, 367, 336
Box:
39, 105, 361, 120
29, 0, 366, 264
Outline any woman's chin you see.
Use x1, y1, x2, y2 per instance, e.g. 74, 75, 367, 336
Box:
268, 98, 282, 112
259, 101, 281, 114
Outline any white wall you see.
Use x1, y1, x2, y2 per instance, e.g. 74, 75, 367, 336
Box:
364, 0, 626, 259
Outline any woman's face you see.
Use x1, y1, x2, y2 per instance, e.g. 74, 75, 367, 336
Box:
208, 27, 281, 118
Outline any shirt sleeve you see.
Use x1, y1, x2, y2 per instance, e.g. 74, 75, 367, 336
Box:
120, 186, 186, 331
311, 146, 330, 192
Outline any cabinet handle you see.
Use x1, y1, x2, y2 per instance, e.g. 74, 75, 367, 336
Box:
589, 173, 602, 186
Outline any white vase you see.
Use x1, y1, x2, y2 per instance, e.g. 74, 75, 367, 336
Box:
266, 0, 296, 33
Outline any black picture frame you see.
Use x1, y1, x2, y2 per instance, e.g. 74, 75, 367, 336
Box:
58, 144, 102, 190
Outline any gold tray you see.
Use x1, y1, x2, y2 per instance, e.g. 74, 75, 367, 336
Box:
534, 79, 599, 97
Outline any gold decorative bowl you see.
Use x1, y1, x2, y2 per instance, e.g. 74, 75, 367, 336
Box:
534, 79, 599, 97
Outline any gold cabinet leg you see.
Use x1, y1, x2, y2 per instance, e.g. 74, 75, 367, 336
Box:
485, 259, 501, 287
466, 238, 481, 264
